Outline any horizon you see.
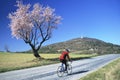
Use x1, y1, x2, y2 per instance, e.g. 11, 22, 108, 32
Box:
0, 0, 120, 52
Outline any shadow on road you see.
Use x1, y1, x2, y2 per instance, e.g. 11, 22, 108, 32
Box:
69, 70, 89, 76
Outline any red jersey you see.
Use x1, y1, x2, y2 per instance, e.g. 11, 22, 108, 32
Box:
59, 51, 70, 60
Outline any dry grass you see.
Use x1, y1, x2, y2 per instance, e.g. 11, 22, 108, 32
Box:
0, 53, 60, 72
80, 58, 120, 80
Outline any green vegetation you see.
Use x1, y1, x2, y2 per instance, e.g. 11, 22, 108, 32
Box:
39, 37, 120, 54
80, 58, 120, 80
0, 52, 97, 73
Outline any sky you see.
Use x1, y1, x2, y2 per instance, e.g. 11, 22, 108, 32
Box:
0, 0, 120, 52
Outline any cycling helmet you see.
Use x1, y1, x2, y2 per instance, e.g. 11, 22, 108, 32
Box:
66, 49, 70, 52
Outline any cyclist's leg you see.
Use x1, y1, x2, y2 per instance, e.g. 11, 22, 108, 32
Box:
64, 60, 67, 71
60, 59, 67, 71
60, 59, 65, 71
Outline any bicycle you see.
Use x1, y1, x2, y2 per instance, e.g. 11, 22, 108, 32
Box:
57, 61, 72, 77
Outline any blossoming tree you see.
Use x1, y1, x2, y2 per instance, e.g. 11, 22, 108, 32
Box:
8, 1, 61, 59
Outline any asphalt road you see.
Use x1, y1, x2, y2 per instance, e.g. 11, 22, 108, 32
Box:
0, 54, 120, 80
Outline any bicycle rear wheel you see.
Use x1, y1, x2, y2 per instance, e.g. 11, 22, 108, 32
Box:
67, 65, 72, 75
57, 66, 64, 77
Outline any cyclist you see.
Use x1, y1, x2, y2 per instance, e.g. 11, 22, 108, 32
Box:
59, 49, 71, 71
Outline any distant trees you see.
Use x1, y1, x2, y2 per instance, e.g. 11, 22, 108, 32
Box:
8, 1, 61, 59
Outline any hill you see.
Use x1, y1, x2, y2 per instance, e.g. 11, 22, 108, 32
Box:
39, 37, 120, 54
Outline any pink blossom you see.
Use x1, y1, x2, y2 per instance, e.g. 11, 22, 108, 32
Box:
8, 1, 61, 49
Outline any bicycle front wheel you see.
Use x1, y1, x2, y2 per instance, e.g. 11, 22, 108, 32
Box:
57, 66, 64, 77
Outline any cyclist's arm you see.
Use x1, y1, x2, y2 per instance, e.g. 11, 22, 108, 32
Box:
67, 54, 71, 61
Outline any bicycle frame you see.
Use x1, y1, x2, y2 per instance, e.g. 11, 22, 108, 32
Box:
61, 62, 71, 71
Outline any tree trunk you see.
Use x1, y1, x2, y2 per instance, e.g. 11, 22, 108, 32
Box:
33, 50, 41, 59
28, 41, 43, 60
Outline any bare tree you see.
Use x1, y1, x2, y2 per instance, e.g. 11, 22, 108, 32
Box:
8, 1, 61, 59
4, 45, 10, 52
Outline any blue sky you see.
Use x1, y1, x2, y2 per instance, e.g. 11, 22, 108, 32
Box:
0, 0, 120, 52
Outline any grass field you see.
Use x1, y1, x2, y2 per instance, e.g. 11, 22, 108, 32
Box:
0, 52, 97, 73
80, 58, 120, 80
